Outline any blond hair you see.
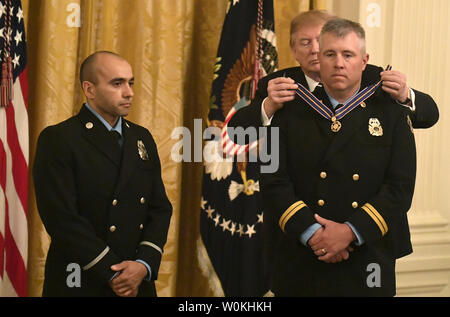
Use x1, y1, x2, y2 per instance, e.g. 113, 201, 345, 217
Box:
290, 10, 335, 47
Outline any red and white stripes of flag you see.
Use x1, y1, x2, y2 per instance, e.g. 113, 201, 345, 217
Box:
0, 0, 28, 297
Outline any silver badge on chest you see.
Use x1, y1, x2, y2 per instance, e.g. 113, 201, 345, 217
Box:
368, 118, 383, 136
137, 140, 149, 160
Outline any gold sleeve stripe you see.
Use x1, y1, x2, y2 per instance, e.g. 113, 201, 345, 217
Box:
279, 201, 307, 232
83, 246, 110, 271
362, 203, 388, 236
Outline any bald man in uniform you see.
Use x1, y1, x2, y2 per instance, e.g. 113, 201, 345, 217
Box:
33, 51, 172, 297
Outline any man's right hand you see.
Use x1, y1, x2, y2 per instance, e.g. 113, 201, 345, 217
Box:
264, 77, 298, 118
308, 225, 353, 264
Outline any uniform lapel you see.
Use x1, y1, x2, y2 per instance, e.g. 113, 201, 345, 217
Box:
322, 98, 368, 164
114, 120, 140, 194
305, 87, 369, 164
311, 86, 335, 138
78, 105, 122, 166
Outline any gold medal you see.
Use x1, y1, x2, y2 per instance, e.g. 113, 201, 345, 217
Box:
331, 120, 342, 132
331, 116, 341, 132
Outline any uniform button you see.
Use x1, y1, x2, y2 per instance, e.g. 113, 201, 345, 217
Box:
139, 224, 144, 230
353, 174, 360, 181
352, 201, 358, 209
318, 199, 325, 207
109, 225, 117, 232
320, 172, 327, 179
140, 197, 146, 204
112, 199, 118, 206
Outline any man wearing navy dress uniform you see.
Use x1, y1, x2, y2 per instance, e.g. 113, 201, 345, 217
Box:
33, 51, 172, 297
260, 19, 416, 296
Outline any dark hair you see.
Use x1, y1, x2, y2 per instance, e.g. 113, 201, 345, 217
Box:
79, 51, 122, 85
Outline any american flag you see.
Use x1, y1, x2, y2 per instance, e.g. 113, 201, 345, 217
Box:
0, 0, 28, 297
199, 0, 277, 296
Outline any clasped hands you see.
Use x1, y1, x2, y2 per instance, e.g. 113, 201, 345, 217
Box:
308, 214, 357, 264
109, 260, 148, 297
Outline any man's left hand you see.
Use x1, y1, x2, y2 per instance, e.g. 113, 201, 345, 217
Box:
380, 70, 410, 104
110, 261, 148, 297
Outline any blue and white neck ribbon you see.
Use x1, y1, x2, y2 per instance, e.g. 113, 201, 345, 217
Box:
295, 65, 392, 132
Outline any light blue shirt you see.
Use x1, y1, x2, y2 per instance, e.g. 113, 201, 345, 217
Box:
299, 89, 365, 247
325, 88, 359, 109
85, 103, 124, 147
85, 103, 152, 281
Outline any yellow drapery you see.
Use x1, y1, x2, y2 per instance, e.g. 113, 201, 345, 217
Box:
21, 0, 322, 297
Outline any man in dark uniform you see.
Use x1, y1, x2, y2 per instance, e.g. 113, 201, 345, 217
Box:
228, 10, 438, 131
33, 51, 172, 297
260, 18, 416, 296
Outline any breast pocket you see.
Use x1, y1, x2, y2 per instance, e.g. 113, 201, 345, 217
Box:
355, 132, 392, 173
139, 159, 155, 171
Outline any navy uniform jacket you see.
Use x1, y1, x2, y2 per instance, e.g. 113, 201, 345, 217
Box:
228, 65, 439, 131
260, 86, 416, 296
33, 105, 172, 297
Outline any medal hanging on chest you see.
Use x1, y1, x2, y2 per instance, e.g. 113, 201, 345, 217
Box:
330, 116, 342, 133
295, 65, 392, 133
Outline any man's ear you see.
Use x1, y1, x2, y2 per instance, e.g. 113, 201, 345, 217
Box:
82, 81, 95, 99
362, 53, 369, 71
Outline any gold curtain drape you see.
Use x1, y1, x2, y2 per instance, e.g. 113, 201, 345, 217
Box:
21, 0, 322, 297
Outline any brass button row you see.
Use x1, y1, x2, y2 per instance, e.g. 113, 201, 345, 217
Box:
109, 224, 144, 232
111, 197, 146, 206
109, 197, 146, 232
319, 171, 360, 181
316, 200, 359, 208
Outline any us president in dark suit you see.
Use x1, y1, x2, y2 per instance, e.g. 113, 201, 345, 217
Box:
228, 10, 438, 132
33, 51, 172, 297
260, 18, 416, 296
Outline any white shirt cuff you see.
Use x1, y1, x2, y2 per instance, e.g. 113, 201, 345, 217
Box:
397, 88, 416, 112
261, 97, 273, 126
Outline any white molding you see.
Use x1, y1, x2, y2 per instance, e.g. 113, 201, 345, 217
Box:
396, 216, 450, 296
